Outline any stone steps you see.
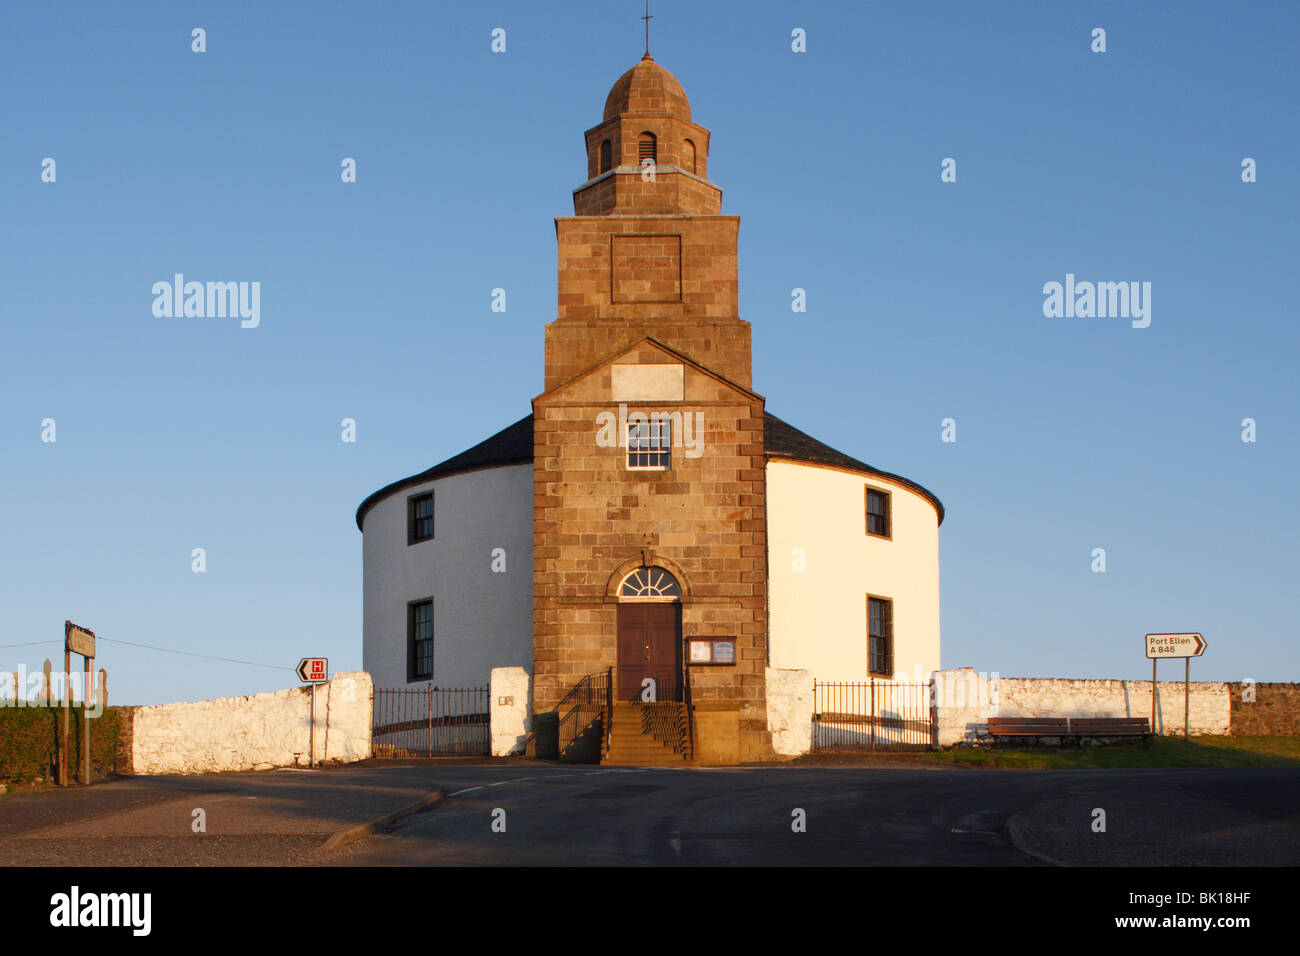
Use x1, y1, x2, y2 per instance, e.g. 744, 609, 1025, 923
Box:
603, 701, 692, 765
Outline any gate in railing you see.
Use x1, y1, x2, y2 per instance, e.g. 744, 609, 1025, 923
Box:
811, 679, 934, 751
373, 685, 489, 757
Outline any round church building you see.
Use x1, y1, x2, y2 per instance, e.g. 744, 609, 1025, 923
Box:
356, 55, 943, 764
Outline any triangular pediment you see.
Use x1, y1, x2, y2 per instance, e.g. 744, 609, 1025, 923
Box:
533, 336, 763, 407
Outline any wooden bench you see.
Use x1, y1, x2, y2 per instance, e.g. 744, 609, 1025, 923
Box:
987, 716, 1151, 747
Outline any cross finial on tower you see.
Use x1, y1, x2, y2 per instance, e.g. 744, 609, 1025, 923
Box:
642, 1, 653, 58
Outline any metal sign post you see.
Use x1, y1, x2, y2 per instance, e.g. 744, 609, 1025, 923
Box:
1145, 633, 1207, 741
1151, 657, 1157, 735
296, 658, 329, 768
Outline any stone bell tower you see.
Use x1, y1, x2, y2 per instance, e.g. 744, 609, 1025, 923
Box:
533, 54, 771, 765
544, 53, 753, 391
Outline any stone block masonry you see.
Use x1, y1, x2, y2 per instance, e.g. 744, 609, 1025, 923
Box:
546, 215, 749, 390
529, 55, 775, 764
532, 343, 772, 763
1228, 682, 1300, 735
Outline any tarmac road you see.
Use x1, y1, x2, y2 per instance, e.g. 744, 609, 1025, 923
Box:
328, 764, 1300, 867
0, 766, 442, 866
1, 762, 1296, 867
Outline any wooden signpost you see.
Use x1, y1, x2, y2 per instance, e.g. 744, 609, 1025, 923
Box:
1145, 632, 1207, 741
63, 621, 96, 786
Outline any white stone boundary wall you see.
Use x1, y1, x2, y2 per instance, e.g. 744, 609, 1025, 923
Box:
130, 672, 373, 774
931, 668, 1230, 746
766, 667, 813, 756
490, 666, 531, 756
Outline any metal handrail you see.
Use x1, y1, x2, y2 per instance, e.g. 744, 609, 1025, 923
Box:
557, 671, 612, 761
604, 666, 613, 758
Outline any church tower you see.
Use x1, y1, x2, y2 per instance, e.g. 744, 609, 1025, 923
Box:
544, 54, 752, 390
532, 55, 772, 764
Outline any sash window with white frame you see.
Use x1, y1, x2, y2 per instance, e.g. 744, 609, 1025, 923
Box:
627, 418, 671, 470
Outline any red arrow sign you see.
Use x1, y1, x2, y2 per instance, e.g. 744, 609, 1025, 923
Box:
296, 657, 328, 683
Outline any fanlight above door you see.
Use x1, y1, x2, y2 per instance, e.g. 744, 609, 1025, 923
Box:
618, 566, 682, 599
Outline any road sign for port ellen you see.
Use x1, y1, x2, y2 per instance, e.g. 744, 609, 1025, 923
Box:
296, 657, 328, 683
1145, 633, 1206, 659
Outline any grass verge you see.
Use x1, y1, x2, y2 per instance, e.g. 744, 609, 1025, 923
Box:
921, 735, 1300, 769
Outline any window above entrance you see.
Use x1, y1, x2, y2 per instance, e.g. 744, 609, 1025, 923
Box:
627, 418, 671, 470
619, 566, 681, 599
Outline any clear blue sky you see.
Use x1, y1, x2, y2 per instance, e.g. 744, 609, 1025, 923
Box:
2, 1, 1295, 705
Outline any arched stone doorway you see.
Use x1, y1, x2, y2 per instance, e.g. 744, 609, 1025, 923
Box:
615, 566, 682, 702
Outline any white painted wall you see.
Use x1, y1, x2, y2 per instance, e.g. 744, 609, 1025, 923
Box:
931, 668, 997, 747
361, 464, 534, 691
765, 667, 813, 756
131, 672, 372, 774
931, 669, 1231, 745
766, 459, 941, 682
490, 666, 531, 756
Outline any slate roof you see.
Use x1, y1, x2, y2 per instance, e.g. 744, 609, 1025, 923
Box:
354, 415, 534, 530
355, 412, 943, 529
762, 412, 945, 524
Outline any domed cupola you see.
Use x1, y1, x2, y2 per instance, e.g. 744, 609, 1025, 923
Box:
575, 54, 717, 216
603, 54, 692, 121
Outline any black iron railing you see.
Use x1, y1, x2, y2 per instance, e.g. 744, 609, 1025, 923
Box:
373, 685, 489, 756
811, 679, 935, 751
622, 665, 684, 703
557, 668, 612, 762
637, 701, 691, 755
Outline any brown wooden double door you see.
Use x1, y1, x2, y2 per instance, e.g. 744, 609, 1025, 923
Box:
616, 602, 682, 702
